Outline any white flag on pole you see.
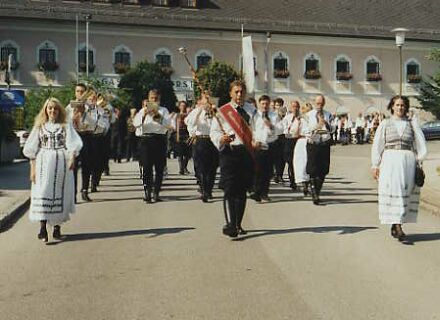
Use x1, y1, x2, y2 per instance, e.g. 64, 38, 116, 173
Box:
242, 35, 255, 94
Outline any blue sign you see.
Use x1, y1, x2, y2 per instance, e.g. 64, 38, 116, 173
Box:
0, 89, 25, 111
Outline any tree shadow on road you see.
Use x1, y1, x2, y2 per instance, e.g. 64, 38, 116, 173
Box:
233, 225, 378, 241
51, 227, 196, 243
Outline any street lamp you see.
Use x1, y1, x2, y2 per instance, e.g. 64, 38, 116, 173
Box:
264, 31, 271, 95
391, 28, 409, 96
85, 14, 92, 78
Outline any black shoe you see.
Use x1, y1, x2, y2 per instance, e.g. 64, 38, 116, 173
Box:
38, 227, 48, 242
91, 186, 97, 193
208, 193, 214, 200
238, 227, 247, 235
391, 224, 398, 238
184, 168, 190, 175
143, 192, 152, 203
249, 193, 261, 203
179, 170, 184, 175
274, 176, 280, 184
81, 190, 91, 202
222, 225, 238, 238
201, 194, 209, 203
53, 225, 62, 240
290, 183, 298, 191
153, 193, 162, 202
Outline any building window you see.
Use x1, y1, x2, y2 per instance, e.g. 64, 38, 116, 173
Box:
0, 42, 19, 71
406, 60, 421, 84
304, 53, 321, 80
155, 49, 173, 76
122, 0, 140, 4
196, 51, 212, 70
37, 41, 58, 72
273, 52, 289, 78
366, 58, 381, 81
152, 0, 170, 6
78, 46, 95, 73
113, 46, 131, 74
335, 56, 352, 81
180, 0, 198, 8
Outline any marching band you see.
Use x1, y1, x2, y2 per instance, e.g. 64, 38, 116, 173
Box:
24, 77, 427, 243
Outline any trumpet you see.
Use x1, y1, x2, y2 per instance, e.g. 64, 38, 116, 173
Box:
70, 88, 96, 113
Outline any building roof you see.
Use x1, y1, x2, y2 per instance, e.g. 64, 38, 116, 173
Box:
2, 0, 440, 42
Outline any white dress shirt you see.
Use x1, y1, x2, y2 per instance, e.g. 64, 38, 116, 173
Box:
185, 107, 214, 136
252, 110, 278, 150
133, 106, 171, 135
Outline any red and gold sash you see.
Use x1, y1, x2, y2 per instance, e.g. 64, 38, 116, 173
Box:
218, 103, 253, 153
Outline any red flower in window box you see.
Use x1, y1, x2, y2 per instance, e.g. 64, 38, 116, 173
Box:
0, 61, 19, 71
79, 63, 95, 73
407, 74, 422, 84
274, 69, 290, 78
113, 63, 130, 74
336, 72, 352, 81
366, 73, 382, 82
304, 69, 321, 80
38, 61, 59, 72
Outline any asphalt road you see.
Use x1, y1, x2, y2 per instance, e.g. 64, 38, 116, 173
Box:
1, 143, 440, 320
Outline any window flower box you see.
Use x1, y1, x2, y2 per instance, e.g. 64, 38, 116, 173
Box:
304, 69, 321, 80
38, 61, 59, 72
273, 69, 290, 79
336, 72, 353, 81
407, 74, 422, 84
79, 63, 96, 73
113, 62, 130, 74
366, 73, 382, 82
161, 66, 174, 76
0, 61, 19, 71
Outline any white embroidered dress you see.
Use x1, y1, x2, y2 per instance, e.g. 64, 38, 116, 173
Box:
371, 117, 427, 224
23, 122, 83, 226
293, 117, 310, 183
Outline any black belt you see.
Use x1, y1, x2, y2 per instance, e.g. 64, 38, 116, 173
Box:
141, 133, 166, 138
196, 135, 211, 139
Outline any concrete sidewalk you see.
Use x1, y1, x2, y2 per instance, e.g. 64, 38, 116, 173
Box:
420, 151, 440, 216
0, 160, 30, 230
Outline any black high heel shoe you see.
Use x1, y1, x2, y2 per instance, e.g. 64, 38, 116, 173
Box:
38, 228, 48, 243
53, 225, 62, 240
390, 224, 398, 238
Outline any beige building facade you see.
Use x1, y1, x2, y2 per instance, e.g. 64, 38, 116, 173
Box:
1, 0, 440, 116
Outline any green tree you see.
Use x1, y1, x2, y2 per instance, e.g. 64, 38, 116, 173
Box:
118, 61, 177, 111
194, 61, 241, 106
417, 48, 440, 119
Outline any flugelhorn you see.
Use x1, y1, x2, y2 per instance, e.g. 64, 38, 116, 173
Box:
178, 47, 223, 130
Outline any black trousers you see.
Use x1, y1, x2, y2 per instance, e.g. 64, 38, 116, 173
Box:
103, 130, 112, 174
306, 142, 331, 195
126, 132, 137, 161
176, 137, 191, 173
139, 134, 167, 193
220, 145, 254, 229
254, 148, 273, 198
194, 137, 218, 196
92, 135, 106, 187
273, 135, 286, 178
283, 138, 298, 187
77, 134, 99, 192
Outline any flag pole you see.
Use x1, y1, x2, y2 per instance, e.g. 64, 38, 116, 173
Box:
240, 24, 244, 79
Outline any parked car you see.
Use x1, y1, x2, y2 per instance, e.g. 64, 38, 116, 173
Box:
15, 129, 29, 157
421, 121, 440, 140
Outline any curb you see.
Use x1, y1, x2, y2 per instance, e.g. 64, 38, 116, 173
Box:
0, 197, 30, 232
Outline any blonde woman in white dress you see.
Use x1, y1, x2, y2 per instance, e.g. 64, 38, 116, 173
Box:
293, 103, 313, 196
371, 96, 427, 241
23, 98, 83, 242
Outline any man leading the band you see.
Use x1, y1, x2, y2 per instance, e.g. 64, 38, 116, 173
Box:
210, 80, 254, 238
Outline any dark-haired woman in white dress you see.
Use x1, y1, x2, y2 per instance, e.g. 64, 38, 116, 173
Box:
371, 96, 427, 241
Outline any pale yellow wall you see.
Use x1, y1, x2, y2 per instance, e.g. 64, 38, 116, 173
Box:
1, 18, 439, 115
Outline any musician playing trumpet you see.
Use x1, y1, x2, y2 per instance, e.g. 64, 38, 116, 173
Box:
185, 90, 219, 203
133, 89, 171, 203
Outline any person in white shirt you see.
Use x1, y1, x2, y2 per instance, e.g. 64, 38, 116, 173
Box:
371, 96, 427, 242
305, 95, 335, 205
282, 100, 301, 190
355, 112, 366, 144
185, 94, 219, 203
271, 98, 287, 184
133, 89, 171, 203
210, 80, 254, 238
250, 95, 278, 202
